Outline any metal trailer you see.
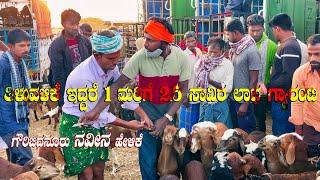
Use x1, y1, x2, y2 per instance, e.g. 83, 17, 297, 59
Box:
0, 0, 52, 83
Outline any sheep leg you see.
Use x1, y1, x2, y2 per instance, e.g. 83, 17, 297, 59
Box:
48, 117, 51, 125
109, 148, 120, 175
33, 109, 39, 121
53, 117, 58, 131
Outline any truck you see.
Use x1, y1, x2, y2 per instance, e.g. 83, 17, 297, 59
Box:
0, 0, 52, 83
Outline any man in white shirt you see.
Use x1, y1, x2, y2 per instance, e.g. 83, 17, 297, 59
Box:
179, 31, 202, 132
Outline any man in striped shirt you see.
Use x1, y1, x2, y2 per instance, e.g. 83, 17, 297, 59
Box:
268, 13, 302, 136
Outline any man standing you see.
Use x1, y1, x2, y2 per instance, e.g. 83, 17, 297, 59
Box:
79, 17, 191, 180
48, 9, 92, 108
290, 34, 320, 157
60, 30, 150, 179
179, 31, 202, 132
79, 23, 93, 39
246, 14, 277, 132
268, 13, 302, 136
0, 29, 33, 165
225, 19, 261, 133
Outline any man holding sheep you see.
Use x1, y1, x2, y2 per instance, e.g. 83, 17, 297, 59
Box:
290, 34, 320, 157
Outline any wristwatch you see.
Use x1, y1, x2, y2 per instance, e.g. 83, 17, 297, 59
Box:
164, 113, 173, 122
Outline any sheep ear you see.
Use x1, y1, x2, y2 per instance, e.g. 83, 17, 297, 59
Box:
239, 139, 246, 155
277, 145, 289, 167
285, 142, 296, 166
240, 158, 246, 164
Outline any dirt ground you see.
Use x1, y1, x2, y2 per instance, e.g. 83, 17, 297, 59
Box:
0, 109, 272, 180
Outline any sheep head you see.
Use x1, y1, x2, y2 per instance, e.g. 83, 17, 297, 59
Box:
162, 125, 178, 145
242, 154, 267, 176
278, 133, 304, 166
24, 157, 60, 179
217, 129, 246, 156
173, 128, 189, 155
258, 136, 288, 167
190, 127, 202, 153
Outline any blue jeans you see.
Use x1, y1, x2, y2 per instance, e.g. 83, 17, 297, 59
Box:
229, 100, 256, 133
271, 102, 294, 136
2, 130, 33, 165
199, 101, 233, 128
179, 103, 200, 133
138, 130, 162, 180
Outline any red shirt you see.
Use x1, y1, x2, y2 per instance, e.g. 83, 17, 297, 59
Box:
67, 39, 82, 69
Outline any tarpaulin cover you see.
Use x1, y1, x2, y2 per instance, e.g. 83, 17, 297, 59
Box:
31, 0, 52, 38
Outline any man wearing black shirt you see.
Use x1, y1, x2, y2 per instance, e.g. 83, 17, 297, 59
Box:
268, 13, 301, 136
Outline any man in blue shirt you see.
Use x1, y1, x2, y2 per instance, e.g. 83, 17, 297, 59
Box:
0, 29, 33, 165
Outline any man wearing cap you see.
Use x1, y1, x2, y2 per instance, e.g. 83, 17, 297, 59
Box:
59, 30, 151, 179
79, 17, 191, 180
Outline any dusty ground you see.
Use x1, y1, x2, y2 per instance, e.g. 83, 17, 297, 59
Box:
0, 109, 272, 180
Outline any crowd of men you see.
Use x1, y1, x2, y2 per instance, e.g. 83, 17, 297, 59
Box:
0, 7, 319, 180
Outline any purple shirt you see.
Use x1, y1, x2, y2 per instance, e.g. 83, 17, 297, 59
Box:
62, 55, 138, 129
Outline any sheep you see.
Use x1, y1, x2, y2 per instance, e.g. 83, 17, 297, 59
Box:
190, 122, 228, 174
159, 174, 180, 180
0, 157, 60, 179
226, 152, 246, 180
12, 171, 39, 180
245, 141, 266, 166
209, 152, 233, 180
173, 128, 189, 159
157, 125, 178, 177
38, 147, 65, 171
105, 124, 136, 175
258, 135, 289, 174
247, 172, 317, 180
278, 133, 316, 172
245, 131, 266, 144
242, 154, 267, 177
184, 160, 207, 180
216, 129, 247, 156
28, 102, 43, 121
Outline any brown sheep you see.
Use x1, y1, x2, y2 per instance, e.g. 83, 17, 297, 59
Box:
245, 131, 266, 144
157, 125, 178, 177
184, 160, 207, 180
0, 157, 59, 179
227, 152, 246, 180
12, 171, 39, 180
217, 129, 246, 156
242, 154, 267, 176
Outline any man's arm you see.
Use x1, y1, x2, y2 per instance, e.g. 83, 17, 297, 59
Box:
268, 47, 301, 89
48, 42, 66, 107
149, 80, 189, 137
79, 74, 131, 122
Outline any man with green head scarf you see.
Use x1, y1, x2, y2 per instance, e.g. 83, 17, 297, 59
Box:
60, 30, 151, 179
246, 14, 278, 132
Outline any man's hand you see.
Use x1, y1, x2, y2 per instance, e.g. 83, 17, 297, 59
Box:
79, 109, 100, 123
127, 120, 145, 130
140, 115, 154, 130
149, 117, 170, 137
237, 103, 249, 117
258, 83, 268, 95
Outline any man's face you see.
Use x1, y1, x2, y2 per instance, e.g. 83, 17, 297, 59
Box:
248, 25, 264, 42
226, 31, 237, 43
207, 45, 223, 58
271, 26, 281, 42
80, 29, 92, 39
144, 33, 161, 52
8, 41, 30, 60
96, 50, 121, 71
185, 37, 196, 50
63, 20, 80, 38
307, 43, 320, 62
